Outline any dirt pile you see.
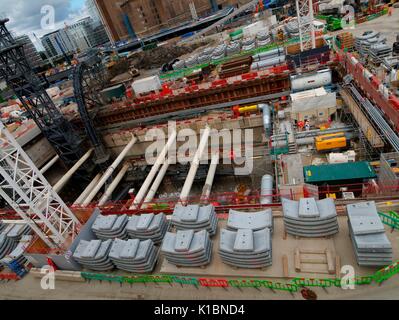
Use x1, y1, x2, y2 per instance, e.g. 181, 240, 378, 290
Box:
130, 42, 207, 70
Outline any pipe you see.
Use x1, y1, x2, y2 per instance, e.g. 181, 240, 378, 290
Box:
98, 163, 130, 206
73, 173, 102, 205
251, 56, 286, 71
40, 155, 60, 174
130, 130, 177, 209
260, 174, 273, 204
259, 103, 271, 134
142, 158, 170, 209
200, 152, 219, 204
180, 126, 211, 204
83, 134, 137, 206
53, 149, 94, 193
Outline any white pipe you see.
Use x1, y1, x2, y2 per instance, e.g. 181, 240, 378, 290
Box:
142, 158, 170, 209
180, 126, 211, 204
200, 152, 219, 204
53, 149, 94, 193
130, 130, 177, 209
98, 163, 130, 206
40, 155, 60, 174
73, 173, 102, 205
83, 134, 137, 206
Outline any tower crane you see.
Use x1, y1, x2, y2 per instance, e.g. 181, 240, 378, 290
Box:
296, 0, 316, 51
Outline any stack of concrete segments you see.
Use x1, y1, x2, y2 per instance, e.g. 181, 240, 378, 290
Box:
171, 204, 218, 236
256, 30, 271, 47
282, 198, 339, 237
347, 201, 393, 266
73, 239, 114, 271
161, 229, 212, 267
109, 238, 159, 273
227, 209, 273, 233
197, 54, 212, 64
185, 56, 198, 68
212, 44, 227, 60
219, 228, 272, 268
355, 31, 383, 55
172, 60, 186, 70
242, 37, 256, 51
0, 234, 17, 260
2, 224, 31, 242
91, 214, 129, 240
0, 235, 32, 269
203, 47, 215, 56
126, 213, 169, 244
369, 43, 392, 61
226, 41, 241, 56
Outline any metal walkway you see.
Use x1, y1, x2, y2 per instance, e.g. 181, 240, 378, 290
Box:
346, 83, 399, 153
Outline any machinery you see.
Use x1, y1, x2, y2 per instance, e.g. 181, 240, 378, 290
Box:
315, 132, 348, 151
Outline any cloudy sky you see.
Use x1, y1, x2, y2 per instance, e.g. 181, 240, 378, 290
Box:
0, 0, 88, 50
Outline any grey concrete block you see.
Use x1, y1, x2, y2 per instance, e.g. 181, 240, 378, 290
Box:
227, 209, 273, 231
298, 198, 320, 218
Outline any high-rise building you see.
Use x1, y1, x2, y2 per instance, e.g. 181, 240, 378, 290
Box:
41, 18, 110, 57
41, 29, 78, 58
67, 17, 110, 52
15, 35, 44, 68
94, 0, 246, 43
85, 0, 102, 25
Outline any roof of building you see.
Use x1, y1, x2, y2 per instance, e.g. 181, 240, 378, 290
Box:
303, 161, 377, 184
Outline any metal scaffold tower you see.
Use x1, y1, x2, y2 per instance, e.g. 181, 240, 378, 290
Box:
296, 0, 316, 52
0, 121, 81, 249
0, 18, 84, 166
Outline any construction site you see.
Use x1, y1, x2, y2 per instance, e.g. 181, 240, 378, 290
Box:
0, 0, 399, 301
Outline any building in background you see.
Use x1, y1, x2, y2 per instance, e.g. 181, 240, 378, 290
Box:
41, 29, 77, 58
85, 0, 103, 25
15, 35, 44, 68
94, 0, 249, 43
41, 18, 110, 57
67, 17, 110, 52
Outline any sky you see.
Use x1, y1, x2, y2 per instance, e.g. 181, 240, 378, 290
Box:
0, 0, 88, 50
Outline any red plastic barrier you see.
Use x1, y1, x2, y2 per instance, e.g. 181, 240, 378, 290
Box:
211, 79, 227, 87
241, 72, 258, 80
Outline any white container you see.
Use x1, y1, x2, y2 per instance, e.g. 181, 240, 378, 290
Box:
260, 174, 273, 204
132, 76, 162, 95
291, 69, 332, 92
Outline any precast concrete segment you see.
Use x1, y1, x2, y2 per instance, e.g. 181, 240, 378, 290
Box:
83, 134, 137, 206
109, 239, 159, 273
171, 205, 218, 236
161, 229, 212, 267
219, 228, 272, 269
91, 214, 129, 240
126, 213, 169, 244
347, 201, 393, 266
73, 239, 114, 271
281, 198, 339, 237
227, 209, 273, 232
130, 130, 177, 210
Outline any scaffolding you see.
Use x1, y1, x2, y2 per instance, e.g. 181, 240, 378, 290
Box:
0, 121, 81, 249
295, 0, 316, 52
